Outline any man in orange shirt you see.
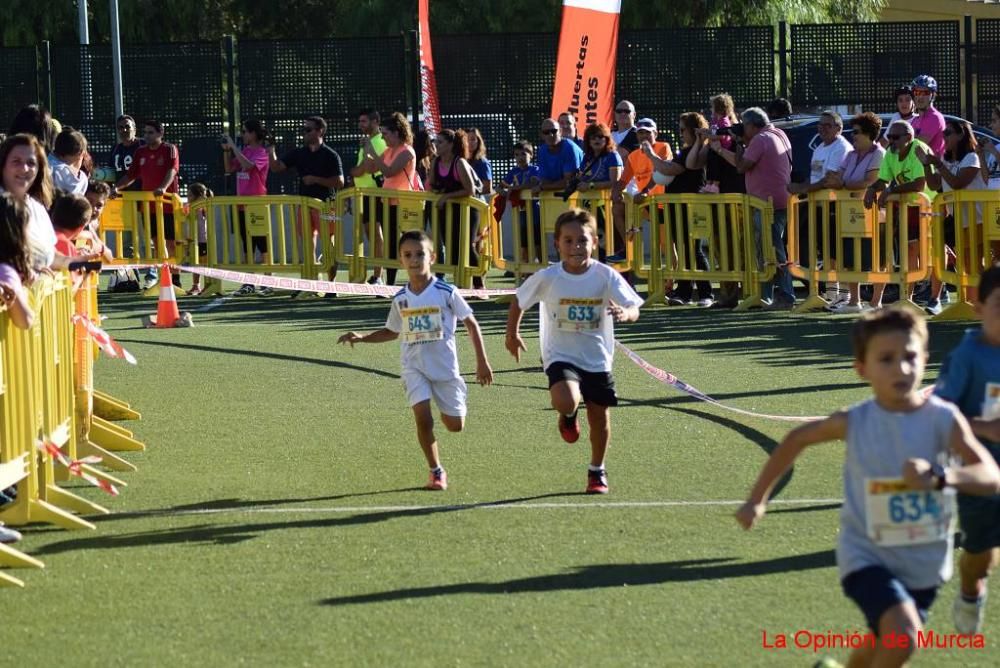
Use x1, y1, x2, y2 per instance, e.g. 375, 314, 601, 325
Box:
608, 118, 672, 263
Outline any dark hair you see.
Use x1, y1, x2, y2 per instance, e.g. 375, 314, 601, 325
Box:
850, 112, 882, 141
383, 112, 414, 145
465, 127, 487, 161
0, 134, 54, 208
582, 123, 616, 157
8, 104, 54, 151
766, 98, 793, 119
0, 192, 31, 279
54, 128, 87, 157
242, 119, 269, 145
554, 207, 598, 240
188, 182, 213, 201
513, 140, 534, 155
86, 181, 111, 198
116, 114, 135, 126
359, 108, 380, 124
143, 119, 164, 134
436, 129, 468, 160
50, 192, 92, 232
305, 116, 327, 134
851, 307, 928, 362
398, 229, 432, 250
979, 262, 1000, 303
943, 119, 977, 162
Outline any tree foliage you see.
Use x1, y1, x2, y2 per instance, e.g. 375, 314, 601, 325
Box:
0, 0, 889, 46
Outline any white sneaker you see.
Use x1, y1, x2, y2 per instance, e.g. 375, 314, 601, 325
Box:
696, 298, 714, 307
825, 291, 850, 308
0, 522, 22, 544
827, 302, 868, 314
953, 589, 987, 634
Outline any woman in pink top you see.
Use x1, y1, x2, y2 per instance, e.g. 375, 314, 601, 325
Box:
363, 112, 417, 286
223, 120, 272, 294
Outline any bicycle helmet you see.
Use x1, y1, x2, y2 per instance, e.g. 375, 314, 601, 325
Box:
911, 75, 938, 92
894, 86, 913, 99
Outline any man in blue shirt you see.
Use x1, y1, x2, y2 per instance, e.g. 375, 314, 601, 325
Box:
532, 117, 584, 195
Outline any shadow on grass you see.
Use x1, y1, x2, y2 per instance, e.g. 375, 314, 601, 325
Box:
115, 339, 399, 379
33, 492, 586, 555
768, 502, 842, 515
318, 549, 836, 606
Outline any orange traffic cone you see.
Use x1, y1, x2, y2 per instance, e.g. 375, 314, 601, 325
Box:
142, 264, 191, 328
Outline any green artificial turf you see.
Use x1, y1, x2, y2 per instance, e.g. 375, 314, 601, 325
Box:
4, 276, 995, 666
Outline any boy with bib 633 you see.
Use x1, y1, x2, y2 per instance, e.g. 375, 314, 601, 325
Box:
505, 208, 643, 494
338, 231, 493, 491
935, 263, 1000, 634
737, 308, 1000, 668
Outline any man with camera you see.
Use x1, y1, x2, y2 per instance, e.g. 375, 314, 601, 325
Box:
710, 107, 794, 309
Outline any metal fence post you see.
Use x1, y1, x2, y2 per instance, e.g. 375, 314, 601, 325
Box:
39, 41, 53, 112
406, 30, 421, 130
964, 15, 974, 122
777, 21, 789, 102
224, 35, 239, 136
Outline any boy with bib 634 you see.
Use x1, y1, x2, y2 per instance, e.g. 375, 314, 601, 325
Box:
737, 308, 1000, 668
338, 231, 493, 491
505, 208, 642, 494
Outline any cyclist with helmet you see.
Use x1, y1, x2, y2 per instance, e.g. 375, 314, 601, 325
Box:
910, 75, 946, 156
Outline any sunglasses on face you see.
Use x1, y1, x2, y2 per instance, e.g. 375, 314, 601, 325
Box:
615, 108, 631, 114
541, 129, 559, 136
117, 125, 131, 131
301, 127, 317, 133
885, 134, 902, 140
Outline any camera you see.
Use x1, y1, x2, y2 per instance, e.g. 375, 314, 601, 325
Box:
559, 176, 582, 202
717, 123, 745, 139
218, 134, 230, 145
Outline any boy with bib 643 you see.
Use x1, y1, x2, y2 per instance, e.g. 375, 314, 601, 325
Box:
505, 208, 642, 494
339, 230, 493, 491
737, 308, 1000, 668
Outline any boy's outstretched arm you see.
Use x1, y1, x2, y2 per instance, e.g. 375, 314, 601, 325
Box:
463, 315, 493, 386
505, 301, 527, 361
735, 412, 847, 530
904, 413, 1000, 496
337, 328, 398, 347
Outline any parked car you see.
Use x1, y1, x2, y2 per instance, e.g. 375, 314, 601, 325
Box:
771, 114, 1000, 185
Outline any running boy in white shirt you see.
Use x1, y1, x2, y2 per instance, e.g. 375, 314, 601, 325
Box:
338, 230, 493, 490
737, 308, 1000, 668
505, 208, 642, 494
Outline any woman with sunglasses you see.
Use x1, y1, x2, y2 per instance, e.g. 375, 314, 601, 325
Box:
427, 129, 483, 289
921, 119, 992, 307
578, 123, 622, 261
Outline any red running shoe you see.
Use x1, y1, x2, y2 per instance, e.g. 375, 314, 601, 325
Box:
425, 468, 448, 491
586, 469, 608, 494
558, 412, 580, 443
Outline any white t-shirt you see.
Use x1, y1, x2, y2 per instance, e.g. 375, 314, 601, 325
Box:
385, 277, 473, 381
49, 155, 89, 195
810, 136, 852, 184
941, 152, 989, 227
1, 188, 57, 272
516, 261, 643, 373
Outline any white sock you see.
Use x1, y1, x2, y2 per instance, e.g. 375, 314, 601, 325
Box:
588, 464, 604, 473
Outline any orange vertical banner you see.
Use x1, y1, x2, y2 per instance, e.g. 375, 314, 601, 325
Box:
550, 0, 621, 127
418, 0, 442, 136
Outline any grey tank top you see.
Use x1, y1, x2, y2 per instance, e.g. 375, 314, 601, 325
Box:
837, 395, 958, 589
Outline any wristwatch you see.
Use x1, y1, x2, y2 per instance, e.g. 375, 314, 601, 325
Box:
930, 463, 950, 491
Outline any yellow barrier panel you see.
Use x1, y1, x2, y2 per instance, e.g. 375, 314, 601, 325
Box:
334, 187, 491, 288
0, 274, 97, 532
186, 195, 334, 295
930, 189, 1000, 320
629, 193, 775, 310
787, 190, 932, 314
489, 189, 626, 282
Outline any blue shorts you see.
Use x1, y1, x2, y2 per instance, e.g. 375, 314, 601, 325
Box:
957, 442, 1000, 554
841, 566, 938, 634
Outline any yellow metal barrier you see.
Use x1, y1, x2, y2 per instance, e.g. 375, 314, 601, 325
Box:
489, 189, 626, 281
96, 191, 188, 266
186, 195, 334, 294
787, 191, 932, 314
334, 187, 491, 288
629, 193, 775, 310
930, 189, 1000, 320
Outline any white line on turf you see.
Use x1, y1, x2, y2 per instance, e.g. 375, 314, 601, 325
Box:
112, 498, 843, 518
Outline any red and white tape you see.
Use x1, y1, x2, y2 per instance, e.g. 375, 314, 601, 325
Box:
106, 264, 517, 299
38, 441, 120, 496
72, 314, 136, 364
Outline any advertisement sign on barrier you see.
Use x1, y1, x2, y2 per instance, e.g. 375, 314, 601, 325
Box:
840, 199, 873, 237
399, 199, 425, 231
689, 203, 713, 238
244, 205, 271, 234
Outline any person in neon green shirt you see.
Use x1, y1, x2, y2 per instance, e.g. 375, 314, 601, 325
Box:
351, 108, 388, 283
864, 120, 934, 306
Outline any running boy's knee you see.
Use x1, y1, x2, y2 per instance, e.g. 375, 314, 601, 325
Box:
441, 414, 464, 432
